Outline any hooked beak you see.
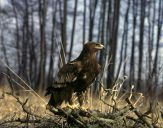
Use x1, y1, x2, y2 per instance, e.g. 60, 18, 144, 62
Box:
95, 43, 104, 50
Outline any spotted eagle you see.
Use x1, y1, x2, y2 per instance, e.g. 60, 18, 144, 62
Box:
45, 42, 104, 107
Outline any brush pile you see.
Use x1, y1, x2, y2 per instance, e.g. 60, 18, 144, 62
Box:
0, 80, 162, 128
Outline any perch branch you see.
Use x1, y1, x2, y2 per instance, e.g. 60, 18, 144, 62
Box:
49, 107, 87, 128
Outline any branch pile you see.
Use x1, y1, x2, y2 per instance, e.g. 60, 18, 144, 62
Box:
0, 92, 162, 128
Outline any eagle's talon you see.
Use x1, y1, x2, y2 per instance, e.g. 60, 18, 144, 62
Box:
79, 106, 89, 111
67, 104, 79, 109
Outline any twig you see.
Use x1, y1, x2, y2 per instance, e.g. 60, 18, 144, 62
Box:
0, 118, 40, 125
1, 72, 27, 90
126, 98, 153, 128
6, 92, 42, 119
49, 107, 87, 128
100, 98, 119, 111
2, 61, 47, 104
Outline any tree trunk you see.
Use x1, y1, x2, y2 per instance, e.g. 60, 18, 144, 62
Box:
29, 4, 37, 86
60, 0, 67, 65
152, 0, 162, 85
129, 0, 137, 86
11, 0, 21, 75
88, 0, 98, 41
137, 0, 146, 90
82, 0, 86, 44
69, 0, 78, 61
107, 0, 120, 88
21, 0, 29, 82
36, 0, 48, 92
0, 27, 14, 93
116, 0, 130, 80
48, 1, 57, 86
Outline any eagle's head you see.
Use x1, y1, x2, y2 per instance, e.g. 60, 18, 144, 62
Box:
84, 42, 104, 52
78, 42, 104, 59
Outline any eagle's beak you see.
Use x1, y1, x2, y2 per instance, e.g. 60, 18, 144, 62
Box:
96, 43, 104, 50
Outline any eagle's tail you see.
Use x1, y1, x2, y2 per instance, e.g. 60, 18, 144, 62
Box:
45, 87, 65, 107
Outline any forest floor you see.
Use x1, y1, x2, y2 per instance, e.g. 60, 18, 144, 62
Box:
0, 85, 163, 128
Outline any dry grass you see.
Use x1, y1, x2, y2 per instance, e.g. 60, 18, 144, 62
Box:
0, 78, 162, 128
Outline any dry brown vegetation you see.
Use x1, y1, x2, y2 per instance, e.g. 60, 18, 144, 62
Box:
0, 79, 163, 128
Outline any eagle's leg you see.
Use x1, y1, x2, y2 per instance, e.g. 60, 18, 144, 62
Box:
77, 92, 84, 106
68, 96, 73, 105
65, 88, 74, 106
46, 93, 63, 110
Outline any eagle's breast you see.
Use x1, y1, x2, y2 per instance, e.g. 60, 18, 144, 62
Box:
73, 59, 101, 92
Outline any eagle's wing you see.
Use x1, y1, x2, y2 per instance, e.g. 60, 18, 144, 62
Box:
53, 60, 82, 88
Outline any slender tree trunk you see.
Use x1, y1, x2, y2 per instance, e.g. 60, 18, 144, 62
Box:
137, 0, 146, 90
36, 0, 48, 91
97, 2, 103, 42
99, 0, 106, 66
147, 0, 152, 77
129, 0, 137, 86
116, 0, 130, 80
69, 0, 78, 61
106, 0, 112, 48
88, 0, 98, 41
82, 0, 86, 44
60, 0, 67, 65
21, 0, 29, 82
29, 5, 37, 86
11, 0, 21, 75
152, 0, 162, 85
0, 27, 14, 93
107, 0, 120, 88
104, 0, 112, 87
93, 0, 106, 96
146, 0, 153, 92
48, 1, 57, 86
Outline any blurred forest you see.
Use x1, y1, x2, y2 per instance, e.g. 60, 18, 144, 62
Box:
0, 0, 163, 98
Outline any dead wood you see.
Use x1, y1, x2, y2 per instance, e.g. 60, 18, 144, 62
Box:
126, 98, 154, 128
0, 89, 162, 127
49, 106, 87, 128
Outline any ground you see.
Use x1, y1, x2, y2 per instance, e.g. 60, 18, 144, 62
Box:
0, 84, 162, 128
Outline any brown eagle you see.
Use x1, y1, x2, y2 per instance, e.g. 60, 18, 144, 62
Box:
45, 42, 104, 107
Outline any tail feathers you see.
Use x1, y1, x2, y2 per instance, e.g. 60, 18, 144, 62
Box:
45, 86, 65, 107
48, 93, 63, 107
45, 86, 74, 107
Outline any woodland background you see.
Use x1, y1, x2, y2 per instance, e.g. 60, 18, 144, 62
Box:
0, 0, 163, 97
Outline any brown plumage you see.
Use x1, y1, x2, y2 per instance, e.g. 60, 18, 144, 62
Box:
45, 42, 104, 107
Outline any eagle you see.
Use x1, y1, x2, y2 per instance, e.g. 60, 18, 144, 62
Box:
45, 42, 104, 107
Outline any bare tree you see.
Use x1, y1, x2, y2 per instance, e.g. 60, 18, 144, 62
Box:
36, 0, 48, 91
20, 0, 29, 82
82, 0, 86, 44
137, 0, 146, 90
69, 0, 78, 61
107, 0, 121, 88
48, 1, 58, 86
88, 0, 98, 41
0, 25, 14, 93
152, 0, 163, 85
29, 3, 37, 86
129, 0, 138, 85
60, 0, 67, 65
11, 0, 21, 75
116, 0, 130, 80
